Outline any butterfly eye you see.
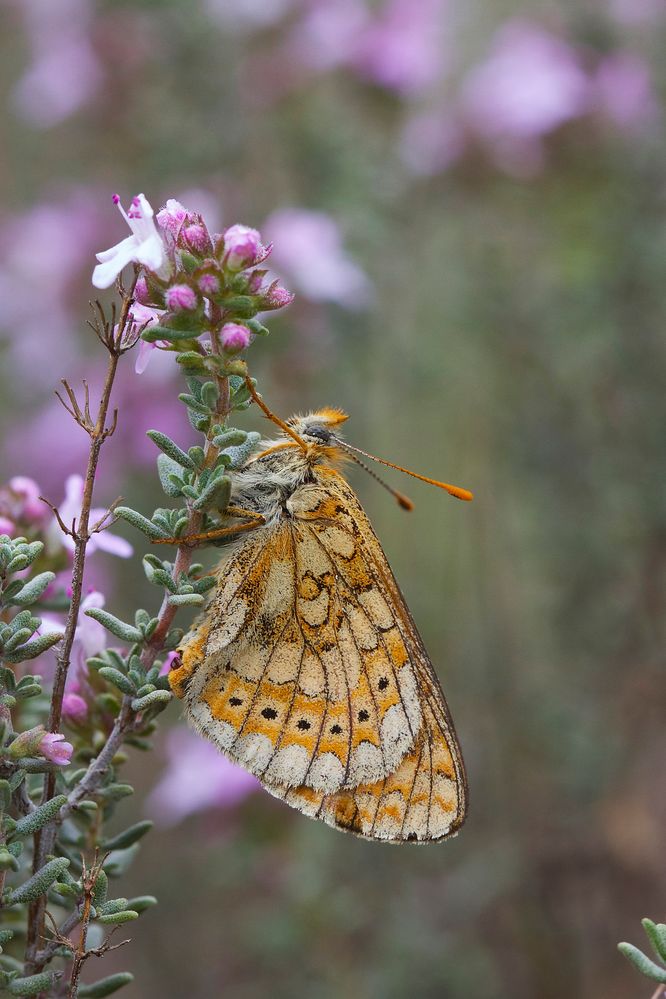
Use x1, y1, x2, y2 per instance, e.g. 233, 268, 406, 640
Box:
305, 425, 331, 443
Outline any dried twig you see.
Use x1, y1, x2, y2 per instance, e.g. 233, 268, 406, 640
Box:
25, 274, 138, 973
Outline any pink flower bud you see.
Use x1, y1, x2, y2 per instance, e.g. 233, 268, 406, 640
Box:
9, 476, 45, 523
38, 732, 74, 766
197, 272, 221, 296
262, 283, 295, 310
220, 322, 252, 353
246, 270, 265, 294
134, 275, 151, 305
157, 198, 191, 235
183, 224, 211, 254
165, 284, 198, 312
0, 516, 15, 536
62, 693, 88, 724
223, 224, 267, 270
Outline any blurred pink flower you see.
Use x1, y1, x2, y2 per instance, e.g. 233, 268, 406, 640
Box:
47, 475, 133, 559
0, 516, 15, 535
0, 190, 103, 383
0, 476, 47, 530
147, 728, 260, 826
38, 731, 74, 766
62, 692, 88, 724
264, 208, 371, 308
11, 0, 103, 128
93, 194, 170, 289
286, 0, 369, 73
593, 52, 658, 131
37, 590, 107, 689
400, 109, 465, 175
8, 476, 46, 523
353, 0, 448, 95
460, 21, 589, 173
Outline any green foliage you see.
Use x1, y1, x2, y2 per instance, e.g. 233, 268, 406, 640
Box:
77, 973, 134, 997
10, 796, 67, 839
619, 919, 666, 984
7, 857, 70, 905
6, 971, 59, 996
84, 608, 143, 645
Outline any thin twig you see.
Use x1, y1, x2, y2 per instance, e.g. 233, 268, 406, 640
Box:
26, 276, 137, 973
61, 699, 135, 820
66, 853, 98, 997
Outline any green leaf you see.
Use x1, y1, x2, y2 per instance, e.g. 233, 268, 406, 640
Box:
3, 632, 61, 664
126, 895, 158, 913
175, 351, 206, 371
246, 318, 270, 336
0, 930, 14, 946
167, 593, 204, 607
211, 428, 247, 449
92, 869, 108, 908
6, 573, 55, 607
101, 820, 153, 852
141, 324, 200, 344
113, 507, 169, 541
11, 795, 67, 839
3, 629, 33, 652
192, 475, 231, 512
98, 668, 136, 696
131, 690, 172, 713
85, 609, 143, 645
618, 943, 666, 983
8, 857, 70, 905
98, 897, 128, 915
7, 770, 26, 794
146, 430, 195, 469
96, 783, 134, 803
156, 454, 185, 497
96, 910, 139, 925
0, 847, 19, 872
642, 920, 666, 963
7, 971, 59, 996
77, 973, 135, 997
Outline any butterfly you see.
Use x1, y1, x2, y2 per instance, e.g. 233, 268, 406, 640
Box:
168, 385, 472, 843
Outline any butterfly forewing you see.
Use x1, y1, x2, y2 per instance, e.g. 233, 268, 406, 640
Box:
169, 464, 467, 842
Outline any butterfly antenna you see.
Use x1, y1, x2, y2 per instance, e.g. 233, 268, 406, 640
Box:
244, 376, 308, 453
335, 439, 473, 502
334, 440, 414, 511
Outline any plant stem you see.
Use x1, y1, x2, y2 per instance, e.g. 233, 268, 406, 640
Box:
26, 283, 136, 973
140, 344, 230, 671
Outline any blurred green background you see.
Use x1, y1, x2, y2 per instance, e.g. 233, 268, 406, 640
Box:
1, 0, 665, 996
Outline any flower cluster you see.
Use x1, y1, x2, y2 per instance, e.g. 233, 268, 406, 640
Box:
93, 194, 294, 374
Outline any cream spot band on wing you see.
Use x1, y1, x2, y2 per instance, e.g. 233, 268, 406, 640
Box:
168, 460, 467, 842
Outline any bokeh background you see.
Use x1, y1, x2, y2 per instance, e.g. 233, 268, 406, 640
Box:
1, 0, 665, 996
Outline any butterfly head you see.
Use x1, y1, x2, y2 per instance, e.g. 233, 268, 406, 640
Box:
286, 408, 349, 447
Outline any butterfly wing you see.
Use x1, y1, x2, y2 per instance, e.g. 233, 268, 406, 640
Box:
262, 468, 468, 842
169, 465, 467, 841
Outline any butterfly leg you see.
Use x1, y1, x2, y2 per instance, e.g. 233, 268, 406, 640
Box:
151, 508, 265, 547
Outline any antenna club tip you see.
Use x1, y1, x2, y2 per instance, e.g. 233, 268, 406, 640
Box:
396, 494, 414, 511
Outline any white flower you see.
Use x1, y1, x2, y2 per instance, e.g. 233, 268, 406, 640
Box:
92, 193, 170, 289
